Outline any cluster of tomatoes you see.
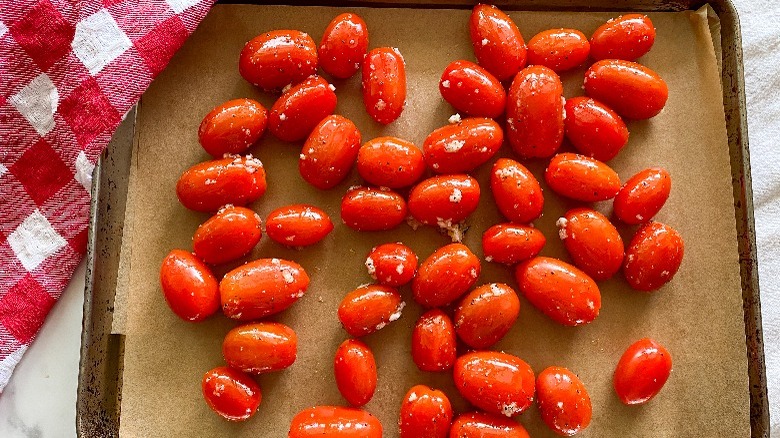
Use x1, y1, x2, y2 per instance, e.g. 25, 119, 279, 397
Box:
158, 4, 685, 436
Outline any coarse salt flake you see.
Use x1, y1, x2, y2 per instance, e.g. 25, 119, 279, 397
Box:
448, 113, 462, 124
444, 140, 466, 153
556, 217, 569, 240
279, 113, 287, 121
449, 188, 463, 203
365, 257, 376, 277
441, 80, 450, 88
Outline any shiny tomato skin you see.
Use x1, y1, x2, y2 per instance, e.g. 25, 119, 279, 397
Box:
490, 158, 544, 223
160, 250, 219, 322
455, 283, 520, 349
357, 136, 425, 188
289, 406, 383, 438
449, 411, 530, 438
220, 258, 309, 320
413, 243, 481, 308
423, 118, 503, 174
365, 242, 418, 287
439, 60, 506, 118
202, 366, 261, 421
526, 28, 590, 72
590, 14, 656, 61
564, 96, 629, 162
536, 366, 593, 436
558, 208, 624, 281
623, 222, 684, 291
454, 351, 535, 417
265, 204, 333, 247
299, 115, 361, 189
506, 65, 564, 159
515, 257, 601, 326
362, 47, 406, 124
269, 75, 337, 142
222, 322, 297, 373
319, 13, 369, 79
613, 167, 671, 224
338, 284, 405, 337
399, 385, 453, 438
545, 153, 620, 202
334, 339, 377, 407
176, 156, 266, 212
584, 59, 668, 120
239, 30, 318, 91
408, 175, 481, 226
482, 224, 546, 265
193, 206, 262, 265
198, 98, 267, 157
470, 4, 527, 81
614, 338, 672, 405
411, 309, 457, 372
340, 186, 407, 231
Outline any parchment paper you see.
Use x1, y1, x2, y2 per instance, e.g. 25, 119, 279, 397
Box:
117, 5, 750, 437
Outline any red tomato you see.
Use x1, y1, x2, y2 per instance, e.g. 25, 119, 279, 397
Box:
198, 98, 267, 157
584, 59, 668, 120
289, 406, 382, 438
454, 351, 535, 417
338, 284, 405, 337
527, 28, 590, 72
340, 186, 407, 231
222, 322, 297, 373
176, 156, 266, 212
334, 339, 377, 407
439, 60, 506, 118
423, 118, 503, 174
545, 153, 620, 202
319, 13, 369, 79
590, 14, 656, 61
449, 412, 530, 438
365, 242, 418, 287
202, 366, 261, 421
193, 205, 262, 265
239, 30, 318, 91
613, 167, 671, 224
356, 136, 425, 188
490, 158, 544, 223
558, 208, 624, 281
220, 258, 309, 320
614, 338, 672, 405
455, 283, 520, 349
482, 224, 546, 265
411, 309, 457, 372
268, 75, 337, 142
506, 65, 564, 159
265, 204, 333, 247
399, 385, 453, 438
160, 250, 219, 322
362, 47, 406, 124
564, 96, 629, 162
536, 366, 592, 436
299, 115, 361, 189
515, 257, 601, 326
413, 243, 481, 308
469, 4, 527, 81
408, 175, 481, 228
623, 222, 684, 291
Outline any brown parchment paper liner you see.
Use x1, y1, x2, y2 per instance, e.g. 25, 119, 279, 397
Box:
117, 5, 749, 437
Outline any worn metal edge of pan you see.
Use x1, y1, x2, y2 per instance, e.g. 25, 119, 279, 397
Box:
709, 0, 770, 436
76, 1, 768, 437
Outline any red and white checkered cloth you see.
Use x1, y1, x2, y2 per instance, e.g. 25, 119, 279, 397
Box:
0, 0, 215, 392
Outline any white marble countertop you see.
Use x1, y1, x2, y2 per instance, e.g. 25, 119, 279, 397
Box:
0, 261, 83, 438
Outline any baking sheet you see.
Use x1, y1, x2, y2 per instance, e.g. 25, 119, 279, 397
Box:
117, 5, 750, 437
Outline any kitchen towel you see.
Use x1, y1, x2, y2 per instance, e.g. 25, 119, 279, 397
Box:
0, 0, 215, 392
